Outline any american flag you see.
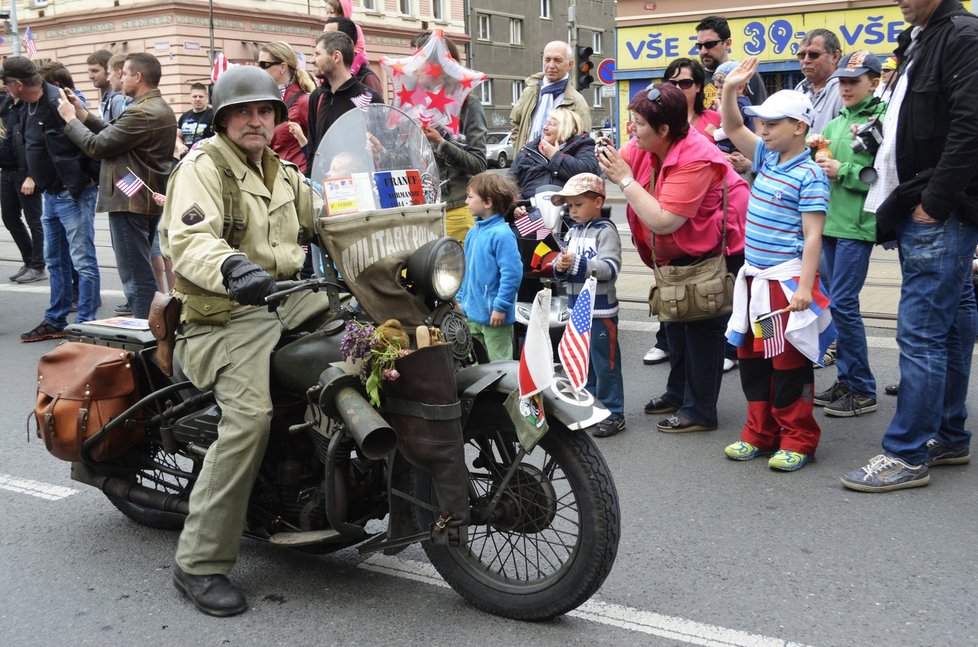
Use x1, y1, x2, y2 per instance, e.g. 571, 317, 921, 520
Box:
558, 276, 595, 392
23, 28, 37, 58
515, 208, 550, 239
115, 171, 146, 197
757, 310, 786, 358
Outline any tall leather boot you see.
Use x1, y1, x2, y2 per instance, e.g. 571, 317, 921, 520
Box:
382, 343, 470, 529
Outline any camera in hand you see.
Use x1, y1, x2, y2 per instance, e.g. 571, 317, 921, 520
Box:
851, 118, 883, 155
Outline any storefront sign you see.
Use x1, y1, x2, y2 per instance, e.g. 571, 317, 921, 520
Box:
619, 6, 913, 71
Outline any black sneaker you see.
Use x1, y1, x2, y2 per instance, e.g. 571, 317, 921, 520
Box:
824, 391, 878, 417
926, 439, 970, 466
593, 416, 625, 438
814, 380, 849, 407
20, 321, 65, 343
114, 303, 133, 316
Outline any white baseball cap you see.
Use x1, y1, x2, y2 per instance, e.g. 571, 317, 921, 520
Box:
743, 90, 815, 127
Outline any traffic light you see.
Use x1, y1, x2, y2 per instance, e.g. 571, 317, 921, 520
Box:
576, 45, 594, 91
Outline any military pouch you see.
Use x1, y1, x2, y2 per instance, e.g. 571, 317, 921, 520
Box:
181, 294, 233, 326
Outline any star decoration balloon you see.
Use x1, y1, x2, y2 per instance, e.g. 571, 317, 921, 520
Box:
380, 29, 486, 135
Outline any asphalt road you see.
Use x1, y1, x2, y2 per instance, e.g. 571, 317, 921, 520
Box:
1, 259, 977, 647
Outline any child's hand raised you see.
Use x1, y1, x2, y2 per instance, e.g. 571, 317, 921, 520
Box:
724, 57, 758, 90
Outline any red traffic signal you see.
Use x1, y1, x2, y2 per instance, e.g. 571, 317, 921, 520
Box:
576, 45, 594, 90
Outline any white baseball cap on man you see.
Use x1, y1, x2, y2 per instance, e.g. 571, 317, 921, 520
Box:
743, 90, 815, 127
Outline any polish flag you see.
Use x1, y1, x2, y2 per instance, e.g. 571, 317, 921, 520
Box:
211, 52, 234, 83
518, 287, 554, 398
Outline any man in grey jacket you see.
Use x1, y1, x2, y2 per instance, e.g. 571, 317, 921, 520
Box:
59, 52, 177, 318
510, 41, 592, 153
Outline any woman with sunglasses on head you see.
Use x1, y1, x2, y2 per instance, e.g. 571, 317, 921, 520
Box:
257, 41, 316, 169
598, 83, 749, 433
664, 58, 721, 138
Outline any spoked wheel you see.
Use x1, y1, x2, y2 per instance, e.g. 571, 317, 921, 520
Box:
411, 400, 620, 620
105, 442, 198, 531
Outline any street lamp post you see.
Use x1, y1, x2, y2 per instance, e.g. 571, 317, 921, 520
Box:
10, 0, 20, 56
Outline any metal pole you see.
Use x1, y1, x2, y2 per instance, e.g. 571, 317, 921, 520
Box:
568, 0, 576, 54
208, 0, 215, 65
10, 0, 20, 57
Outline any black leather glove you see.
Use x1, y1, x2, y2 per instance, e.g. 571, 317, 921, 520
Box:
220, 255, 277, 307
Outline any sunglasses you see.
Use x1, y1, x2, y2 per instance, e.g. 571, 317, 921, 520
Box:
695, 39, 723, 50
643, 84, 663, 104
666, 78, 697, 90
796, 51, 825, 61
258, 60, 283, 69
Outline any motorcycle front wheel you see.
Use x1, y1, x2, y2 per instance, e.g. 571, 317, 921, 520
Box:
411, 399, 620, 620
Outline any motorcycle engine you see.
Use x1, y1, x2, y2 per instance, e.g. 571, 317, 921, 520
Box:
439, 310, 473, 361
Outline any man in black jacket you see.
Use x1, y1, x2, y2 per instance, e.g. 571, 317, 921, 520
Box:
0, 90, 45, 283
842, 0, 978, 493
305, 30, 383, 176
2, 56, 101, 341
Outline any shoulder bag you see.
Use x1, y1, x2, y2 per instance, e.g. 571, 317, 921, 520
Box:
648, 180, 735, 323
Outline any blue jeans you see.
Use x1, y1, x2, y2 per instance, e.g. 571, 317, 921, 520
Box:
821, 236, 876, 397
586, 317, 624, 417
662, 314, 727, 427
108, 211, 161, 319
882, 214, 978, 464
42, 187, 99, 327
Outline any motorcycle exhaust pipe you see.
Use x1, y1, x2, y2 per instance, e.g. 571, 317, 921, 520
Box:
315, 367, 397, 460
100, 475, 190, 515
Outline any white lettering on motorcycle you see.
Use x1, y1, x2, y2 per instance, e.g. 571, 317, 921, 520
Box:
340, 224, 439, 281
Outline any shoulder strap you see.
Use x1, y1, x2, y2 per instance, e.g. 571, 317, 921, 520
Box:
199, 144, 246, 249
284, 89, 308, 110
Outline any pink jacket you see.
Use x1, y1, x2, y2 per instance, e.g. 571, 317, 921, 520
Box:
624, 128, 748, 266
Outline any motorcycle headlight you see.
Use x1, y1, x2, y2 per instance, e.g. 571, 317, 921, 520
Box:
406, 237, 465, 301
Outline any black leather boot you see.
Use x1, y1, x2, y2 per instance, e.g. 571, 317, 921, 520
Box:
173, 565, 248, 617
383, 343, 470, 527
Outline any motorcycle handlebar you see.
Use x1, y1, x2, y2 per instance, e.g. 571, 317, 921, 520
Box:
265, 277, 347, 306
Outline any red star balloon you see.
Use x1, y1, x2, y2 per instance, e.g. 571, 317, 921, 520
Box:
380, 29, 486, 135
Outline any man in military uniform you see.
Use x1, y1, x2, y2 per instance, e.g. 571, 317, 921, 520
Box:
160, 66, 327, 617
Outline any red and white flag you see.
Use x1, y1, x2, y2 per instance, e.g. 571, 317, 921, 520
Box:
23, 27, 37, 58
518, 287, 554, 398
211, 52, 233, 83
558, 276, 595, 392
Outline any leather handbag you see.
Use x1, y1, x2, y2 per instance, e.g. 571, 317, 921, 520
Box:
35, 342, 143, 462
648, 180, 735, 323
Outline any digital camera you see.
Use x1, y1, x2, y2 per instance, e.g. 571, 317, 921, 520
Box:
851, 118, 883, 155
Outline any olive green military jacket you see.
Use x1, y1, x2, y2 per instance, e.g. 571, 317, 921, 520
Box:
161, 134, 320, 301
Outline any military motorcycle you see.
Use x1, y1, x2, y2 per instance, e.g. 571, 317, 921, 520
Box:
42, 105, 620, 621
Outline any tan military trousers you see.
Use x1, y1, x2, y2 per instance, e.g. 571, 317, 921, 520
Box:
174, 290, 330, 575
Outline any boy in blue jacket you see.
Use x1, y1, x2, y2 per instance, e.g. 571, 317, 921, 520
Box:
457, 172, 523, 361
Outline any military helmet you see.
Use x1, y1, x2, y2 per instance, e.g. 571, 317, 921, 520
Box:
210, 66, 287, 131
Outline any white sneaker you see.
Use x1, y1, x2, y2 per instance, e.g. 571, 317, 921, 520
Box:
643, 347, 669, 365
723, 358, 738, 372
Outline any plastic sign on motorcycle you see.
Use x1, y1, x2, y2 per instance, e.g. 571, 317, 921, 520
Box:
380, 29, 486, 135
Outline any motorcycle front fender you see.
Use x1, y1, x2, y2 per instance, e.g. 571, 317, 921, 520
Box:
454, 361, 610, 432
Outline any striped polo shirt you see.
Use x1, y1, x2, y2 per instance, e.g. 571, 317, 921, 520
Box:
746, 139, 829, 269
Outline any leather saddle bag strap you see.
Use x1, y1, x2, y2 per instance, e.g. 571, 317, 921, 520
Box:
648, 179, 729, 272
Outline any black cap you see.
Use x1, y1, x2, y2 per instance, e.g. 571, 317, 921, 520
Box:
1, 56, 39, 81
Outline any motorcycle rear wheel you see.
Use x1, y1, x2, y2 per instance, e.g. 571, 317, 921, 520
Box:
411, 400, 620, 620
105, 442, 197, 531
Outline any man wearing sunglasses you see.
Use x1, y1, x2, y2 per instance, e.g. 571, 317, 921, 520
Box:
792, 29, 843, 134
695, 16, 767, 107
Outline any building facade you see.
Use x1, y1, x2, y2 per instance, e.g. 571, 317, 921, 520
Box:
613, 0, 977, 142
468, 0, 615, 133
2, 0, 468, 113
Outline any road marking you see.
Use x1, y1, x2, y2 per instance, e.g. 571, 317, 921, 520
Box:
0, 474, 78, 501
360, 555, 812, 647
0, 283, 126, 297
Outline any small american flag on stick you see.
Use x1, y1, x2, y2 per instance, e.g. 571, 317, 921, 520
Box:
115, 169, 147, 197
558, 276, 596, 392
515, 208, 550, 239
756, 309, 786, 358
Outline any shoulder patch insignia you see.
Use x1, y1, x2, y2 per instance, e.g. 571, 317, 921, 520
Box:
181, 204, 206, 226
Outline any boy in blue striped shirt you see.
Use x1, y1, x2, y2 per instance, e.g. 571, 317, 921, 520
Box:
718, 57, 830, 472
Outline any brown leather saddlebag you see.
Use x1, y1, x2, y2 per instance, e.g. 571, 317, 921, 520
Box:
35, 342, 143, 462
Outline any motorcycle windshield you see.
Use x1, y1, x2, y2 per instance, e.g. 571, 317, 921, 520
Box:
311, 104, 441, 210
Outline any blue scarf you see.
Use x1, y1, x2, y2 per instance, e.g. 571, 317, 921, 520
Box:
530, 77, 570, 141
